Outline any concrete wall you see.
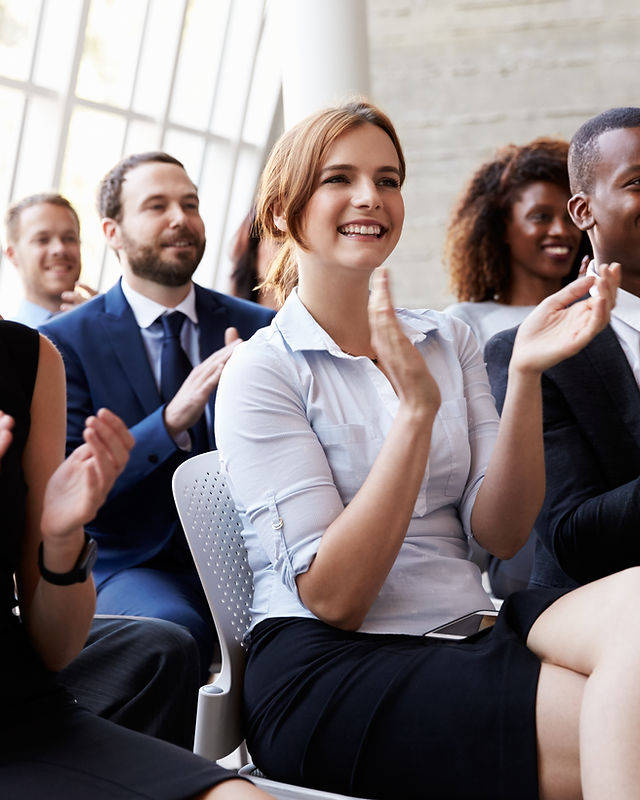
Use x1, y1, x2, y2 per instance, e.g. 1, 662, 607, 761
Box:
367, 0, 640, 309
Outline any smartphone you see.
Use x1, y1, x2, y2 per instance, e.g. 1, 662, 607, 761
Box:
423, 609, 498, 640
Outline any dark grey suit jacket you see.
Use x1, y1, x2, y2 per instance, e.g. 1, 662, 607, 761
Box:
485, 324, 640, 589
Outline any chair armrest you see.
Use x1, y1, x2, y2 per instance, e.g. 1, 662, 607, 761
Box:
194, 678, 244, 761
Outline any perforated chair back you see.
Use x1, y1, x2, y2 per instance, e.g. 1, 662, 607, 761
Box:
172, 450, 252, 760
173, 452, 372, 799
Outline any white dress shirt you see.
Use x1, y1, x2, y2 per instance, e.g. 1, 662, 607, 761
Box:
215, 289, 497, 636
588, 260, 640, 389
121, 279, 208, 447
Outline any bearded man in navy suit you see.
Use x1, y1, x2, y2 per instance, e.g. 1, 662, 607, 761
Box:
41, 152, 274, 677
485, 107, 640, 592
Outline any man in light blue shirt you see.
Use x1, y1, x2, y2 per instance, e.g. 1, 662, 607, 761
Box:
4, 193, 96, 326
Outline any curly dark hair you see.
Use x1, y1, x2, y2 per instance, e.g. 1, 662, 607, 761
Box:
444, 138, 589, 302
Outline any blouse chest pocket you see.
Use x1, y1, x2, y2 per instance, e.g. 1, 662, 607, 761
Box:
313, 423, 384, 504
414, 397, 470, 517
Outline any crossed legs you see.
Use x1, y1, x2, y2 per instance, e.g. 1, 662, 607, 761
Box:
529, 567, 640, 800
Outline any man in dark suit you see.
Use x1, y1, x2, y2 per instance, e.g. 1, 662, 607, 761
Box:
485, 107, 640, 591
41, 152, 274, 677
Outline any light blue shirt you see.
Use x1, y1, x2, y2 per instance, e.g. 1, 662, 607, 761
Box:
216, 289, 497, 636
8, 299, 55, 328
121, 279, 210, 447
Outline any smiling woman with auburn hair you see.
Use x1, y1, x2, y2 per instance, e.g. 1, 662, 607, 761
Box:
214, 99, 640, 800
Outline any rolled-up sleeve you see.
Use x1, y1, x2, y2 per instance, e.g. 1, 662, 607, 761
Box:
215, 341, 344, 595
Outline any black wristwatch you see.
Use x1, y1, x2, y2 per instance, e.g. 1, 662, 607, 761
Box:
38, 533, 98, 586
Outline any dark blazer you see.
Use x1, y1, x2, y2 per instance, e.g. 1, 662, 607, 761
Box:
485, 324, 640, 589
40, 280, 274, 587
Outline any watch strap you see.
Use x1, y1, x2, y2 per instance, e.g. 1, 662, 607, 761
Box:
38, 533, 98, 586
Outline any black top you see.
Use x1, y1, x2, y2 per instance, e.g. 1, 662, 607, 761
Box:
0, 322, 61, 711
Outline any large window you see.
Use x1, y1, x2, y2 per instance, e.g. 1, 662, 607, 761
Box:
0, 0, 282, 315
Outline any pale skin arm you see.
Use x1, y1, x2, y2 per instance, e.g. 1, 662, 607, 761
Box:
296, 266, 619, 631
0, 410, 13, 457
17, 336, 134, 670
471, 264, 620, 558
163, 326, 241, 439
296, 270, 441, 630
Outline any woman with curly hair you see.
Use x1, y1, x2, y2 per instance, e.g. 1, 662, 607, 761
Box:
444, 138, 591, 597
444, 138, 590, 351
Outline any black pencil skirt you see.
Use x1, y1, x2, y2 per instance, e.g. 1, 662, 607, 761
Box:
244, 587, 569, 800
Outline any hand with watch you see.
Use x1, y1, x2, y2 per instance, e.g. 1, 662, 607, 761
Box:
37, 408, 134, 587
38, 533, 98, 585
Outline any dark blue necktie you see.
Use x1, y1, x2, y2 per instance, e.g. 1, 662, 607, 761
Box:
160, 311, 209, 453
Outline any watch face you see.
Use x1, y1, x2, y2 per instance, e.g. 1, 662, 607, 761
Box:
38, 535, 98, 585
81, 537, 98, 575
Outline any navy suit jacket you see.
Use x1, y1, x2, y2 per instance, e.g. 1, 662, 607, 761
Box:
40, 280, 274, 587
485, 324, 640, 589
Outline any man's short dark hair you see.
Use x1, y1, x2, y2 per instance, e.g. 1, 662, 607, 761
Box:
568, 107, 640, 194
4, 193, 80, 245
97, 152, 186, 221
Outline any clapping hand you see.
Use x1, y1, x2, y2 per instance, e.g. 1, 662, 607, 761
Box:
0, 411, 14, 463
369, 269, 441, 415
41, 408, 134, 543
60, 282, 98, 313
163, 326, 242, 438
511, 263, 620, 376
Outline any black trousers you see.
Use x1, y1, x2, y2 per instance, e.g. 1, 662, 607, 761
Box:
57, 615, 200, 749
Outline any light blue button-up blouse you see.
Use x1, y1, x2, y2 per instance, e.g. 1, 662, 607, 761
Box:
215, 289, 498, 636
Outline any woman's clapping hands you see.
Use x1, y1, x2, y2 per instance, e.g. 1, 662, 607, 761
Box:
511, 263, 620, 375
369, 268, 441, 416
41, 408, 134, 543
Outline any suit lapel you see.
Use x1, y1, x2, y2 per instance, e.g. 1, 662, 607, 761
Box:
551, 325, 640, 449
98, 282, 160, 414
585, 326, 640, 447
195, 285, 228, 423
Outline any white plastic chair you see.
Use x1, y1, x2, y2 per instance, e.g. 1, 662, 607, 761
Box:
172, 451, 370, 800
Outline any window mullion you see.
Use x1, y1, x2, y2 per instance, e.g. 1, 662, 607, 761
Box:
207, 0, 267, 288
6, 0, 47, 203
50, 0, 92, 188
158, 0, 190, 150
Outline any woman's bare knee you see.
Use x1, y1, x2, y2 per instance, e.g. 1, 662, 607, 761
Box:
527, 567, 640, 675
536, 662, 584, 800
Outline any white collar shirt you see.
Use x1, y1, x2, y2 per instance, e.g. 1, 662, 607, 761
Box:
121, 279, 206, 446
588, 260, 640, 388
121, 278, 199, 387
216, 289, 496, 636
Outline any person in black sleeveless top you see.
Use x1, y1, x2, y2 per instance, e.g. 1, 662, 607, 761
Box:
0, 320, 270, 799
